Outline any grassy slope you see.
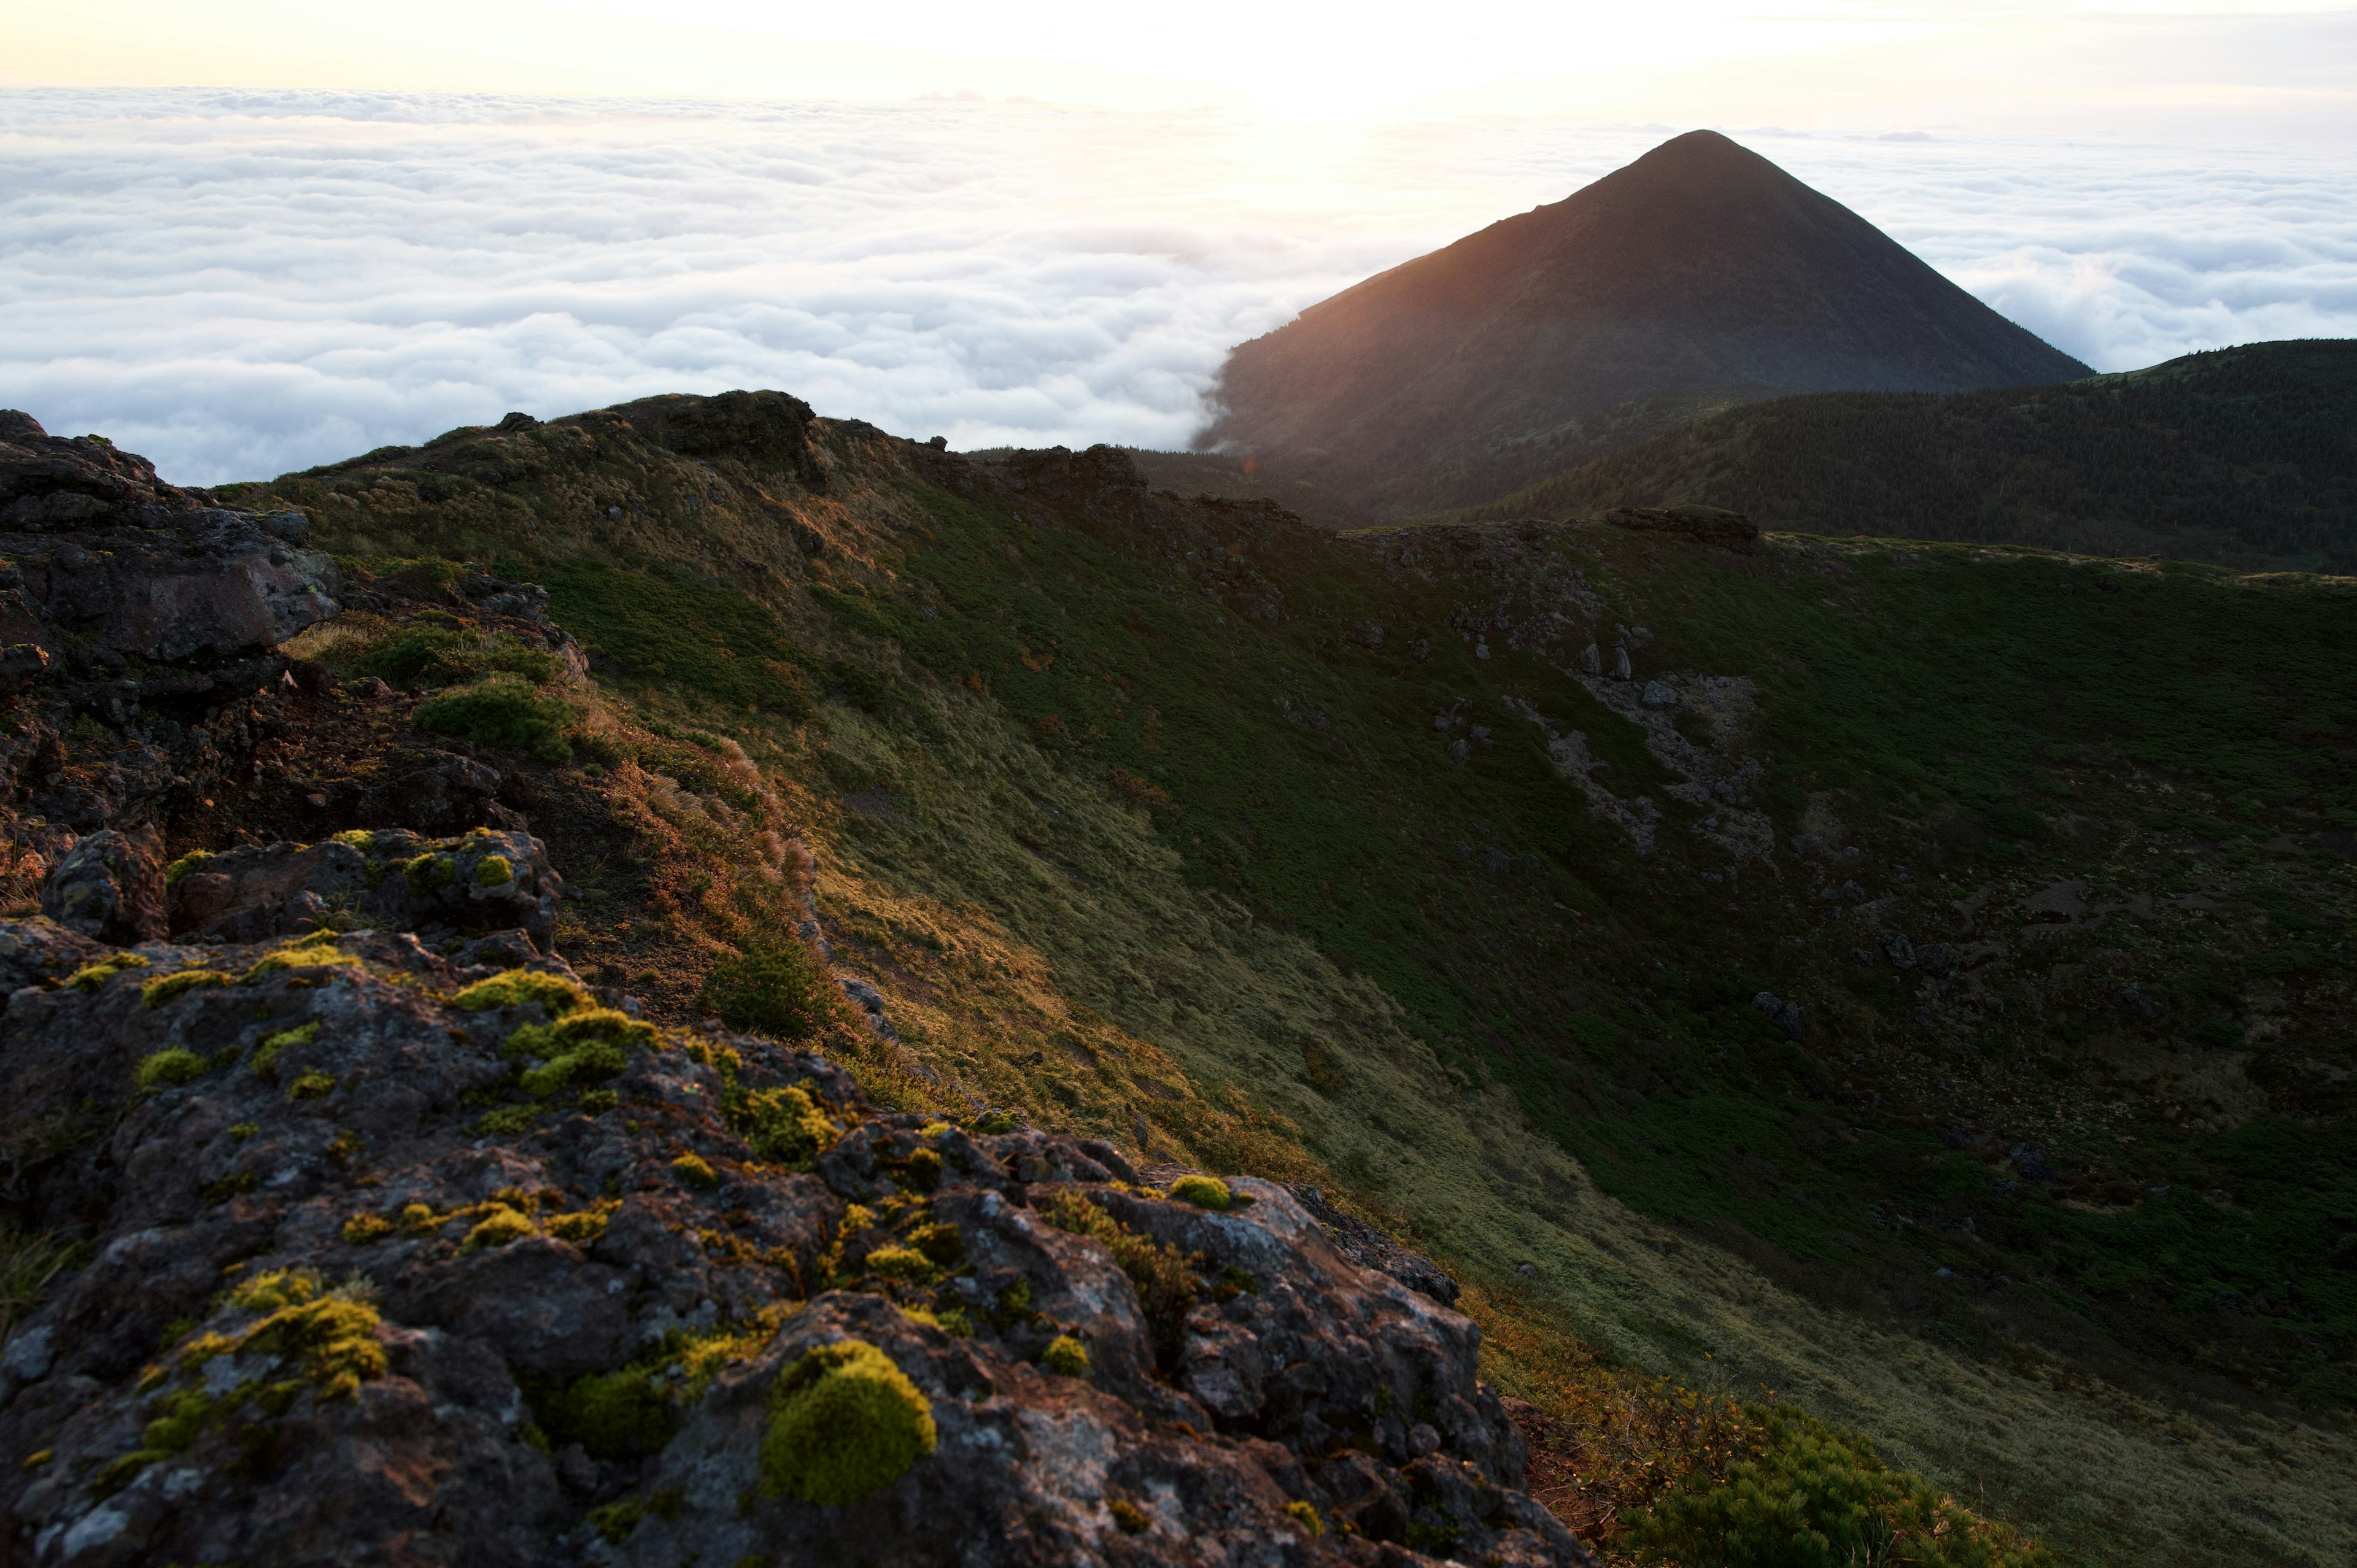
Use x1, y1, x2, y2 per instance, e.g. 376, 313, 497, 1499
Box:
223, 403, 2357, 1566
1453, 341, 2357, 571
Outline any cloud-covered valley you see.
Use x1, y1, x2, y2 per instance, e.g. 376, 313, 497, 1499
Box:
2, 89, 2351, 485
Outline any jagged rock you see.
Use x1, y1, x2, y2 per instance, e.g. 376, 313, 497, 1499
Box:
166, 828, 561, 950
1599, 504, 1759, 549
0, 412, 193, 529
0, 917, 111, 994
39, 828, 164, 944
357, 749, 519, 836
0, 828, 1587, 1566
4, 515, 339, 663
1287, 1185, 1461, 1307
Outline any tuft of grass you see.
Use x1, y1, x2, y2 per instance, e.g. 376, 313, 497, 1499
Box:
0, 1226, 87, 1339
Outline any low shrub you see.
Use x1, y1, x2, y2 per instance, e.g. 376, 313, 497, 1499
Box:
1628, 1407, 2056, 1568
412, 678, 574, 762
698, 946, 829, 1042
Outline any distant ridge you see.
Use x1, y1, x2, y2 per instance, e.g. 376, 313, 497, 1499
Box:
1452, 339, 2357, 573
1199, 129, 2092, 517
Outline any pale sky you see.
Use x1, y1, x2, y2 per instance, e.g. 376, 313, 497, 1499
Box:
6, 2, 2355, 137
2, 7, 2351, 480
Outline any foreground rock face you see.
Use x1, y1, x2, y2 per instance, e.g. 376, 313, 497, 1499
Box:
0, 417, 1591, 1566
0, 903, 1586, 1565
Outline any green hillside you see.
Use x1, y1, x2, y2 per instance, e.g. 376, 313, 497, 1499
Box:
1456, 341, 2357, 571
219, 393, 2357, 1567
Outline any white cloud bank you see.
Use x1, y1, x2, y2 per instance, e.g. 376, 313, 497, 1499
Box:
1, 90, 2351, 485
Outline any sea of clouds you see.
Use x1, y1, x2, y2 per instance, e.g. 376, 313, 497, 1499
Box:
1, 88, 2351, 485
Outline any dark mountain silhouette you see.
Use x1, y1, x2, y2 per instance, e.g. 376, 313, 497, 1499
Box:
1453, 339, 2357, 571
1199, 129, 2092, 517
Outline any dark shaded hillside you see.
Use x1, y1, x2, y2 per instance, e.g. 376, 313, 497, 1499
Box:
1200, 129, 2088, 518
176, 396, 2357, 1566
1458, 340, 2357, 571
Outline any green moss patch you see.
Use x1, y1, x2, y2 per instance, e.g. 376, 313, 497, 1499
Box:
65, 952, 147, 992
134, 1049, 209, 1091
140, 968, 231, 1008
759, 1339, 936, 1507
1167, 1175, 1233, 1211
506, 1008, 652, 1098
454, 967, 592, 1016
732, 1084, 839, 1169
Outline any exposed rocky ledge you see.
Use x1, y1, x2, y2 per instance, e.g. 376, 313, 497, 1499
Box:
0, 417, 1593, 1567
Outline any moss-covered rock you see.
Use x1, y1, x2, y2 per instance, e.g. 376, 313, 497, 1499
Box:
759, 1338, 937, 1507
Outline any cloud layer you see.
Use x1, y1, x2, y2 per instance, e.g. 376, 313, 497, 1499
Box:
1, 90, 2350, 485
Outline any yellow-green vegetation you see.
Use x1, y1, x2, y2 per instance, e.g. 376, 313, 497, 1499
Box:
228, 1122, 258, 1140
671, 1151, 719, 1189
140, 968, 232, 1008
342, 1213, 396, 1245
1108, 1497, 1150, 1535
1040, 1334, 1090, 1377
248, 395, 2357, 1565
759, 1339, 936, 1507
474, 1104, 543, 1135
161, 850, 214, 887
249, 1020, 318, 1079
403, 852, 458, 896
1630, 1407, 2055, 1568
134, 1048, 209, 1091
1037, 1191, 1202, 1324
454, 966, 592, 1015
239, 941, 363, 984
473, 854, 515, 887
541, 1304, 797, 1462
1166, 1175, 1233, 1211
65, 951, 147, 992
460, 1205, 536, 1253
506, 1008, 652, 1097
730, 1083, 839, 1168
1284, 1500, 1323, 1536
546, 1199, 620, 1245
96, 1270, 389, 1495
285, 1070, 336, 1101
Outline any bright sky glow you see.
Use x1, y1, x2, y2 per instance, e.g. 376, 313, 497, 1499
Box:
6, 2, 2355, 133
0, 7, 2350, 481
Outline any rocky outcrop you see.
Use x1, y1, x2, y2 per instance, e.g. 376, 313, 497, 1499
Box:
0, 883, 1589, 1565
1599, 504, 1758, 550
0, 422, 1590, 1566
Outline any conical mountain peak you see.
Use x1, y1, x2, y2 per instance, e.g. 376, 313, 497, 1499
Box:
1201, 131, 2090, 517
